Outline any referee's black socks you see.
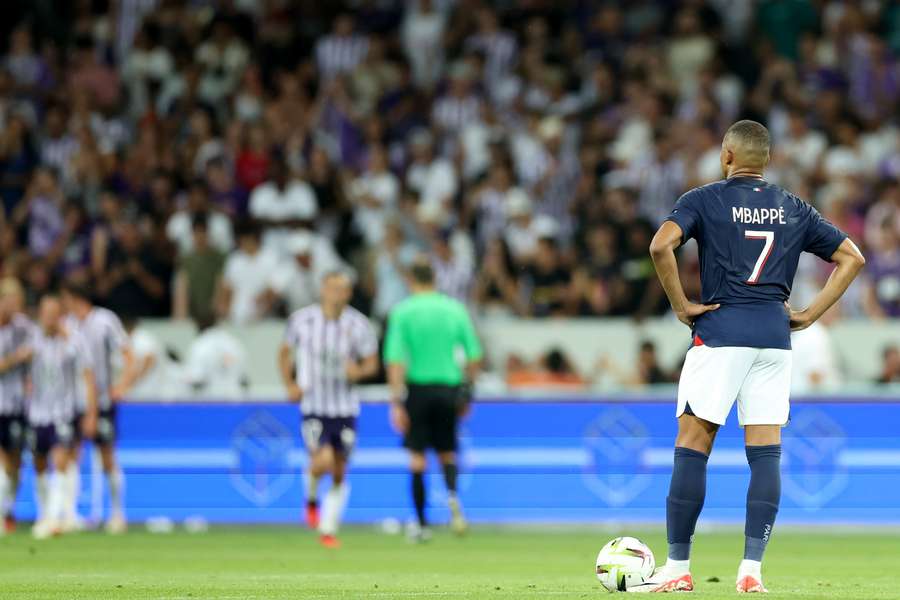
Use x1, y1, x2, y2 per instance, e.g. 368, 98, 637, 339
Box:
442, 463, 458, 494
412, 472, 427, 526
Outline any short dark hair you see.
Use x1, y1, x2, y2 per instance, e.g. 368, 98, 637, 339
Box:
724, 119, 770, 164
234, 218, 261, 240
409, 258, 435, 285
59, 279, 92, 302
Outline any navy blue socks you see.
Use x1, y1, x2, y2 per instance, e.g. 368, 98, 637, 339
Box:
666, 447, 709, 561
412, 472, 427, 526
744, 444, 781, 562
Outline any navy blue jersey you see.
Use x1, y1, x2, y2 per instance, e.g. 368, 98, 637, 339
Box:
666, 177, 847, 349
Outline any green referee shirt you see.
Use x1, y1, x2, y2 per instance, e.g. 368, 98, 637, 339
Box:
383, 291, 483, 385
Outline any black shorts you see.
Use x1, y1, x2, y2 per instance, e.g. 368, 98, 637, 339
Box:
301, 415, 357, 456
74, 406, 117, 446
404, 384, 462, 453
0, 413, 27, 452
28, 421, 77, 456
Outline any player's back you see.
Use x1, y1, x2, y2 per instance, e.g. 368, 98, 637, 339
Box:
667, 176, 845, 349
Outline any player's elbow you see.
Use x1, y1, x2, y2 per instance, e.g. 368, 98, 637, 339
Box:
648, 235, 671, 260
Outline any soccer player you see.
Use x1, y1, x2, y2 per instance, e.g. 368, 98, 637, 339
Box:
383, 259, 482, 542
0, 278, 34, 533
279, 271, 378, 548
640, 120, 865, 593
61, 282, 130, 533
28, 295, 97, 539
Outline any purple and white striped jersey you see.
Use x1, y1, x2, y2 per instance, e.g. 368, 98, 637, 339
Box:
65, 307, 128, 410
315, 34, 369, 81
28, 329, 91, 426
283, 305, 378, 418
0, 314, 36, 416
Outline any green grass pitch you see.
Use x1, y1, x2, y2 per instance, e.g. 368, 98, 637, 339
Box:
1, 525, 898, 599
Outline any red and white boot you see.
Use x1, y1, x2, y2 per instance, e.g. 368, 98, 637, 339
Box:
736, 560, 768, 593
628, 565, 694, 593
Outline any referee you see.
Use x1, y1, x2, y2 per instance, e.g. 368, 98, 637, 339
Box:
384, 259, 482, 541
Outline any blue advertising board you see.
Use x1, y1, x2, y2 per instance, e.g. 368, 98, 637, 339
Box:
10, 399, 900, 524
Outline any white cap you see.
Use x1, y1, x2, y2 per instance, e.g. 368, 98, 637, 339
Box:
505, 188, 532, 217
287, 230, 313, 255
532, 215, 560, 239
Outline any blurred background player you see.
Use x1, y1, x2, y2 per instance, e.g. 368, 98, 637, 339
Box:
28, 295, 96, 539
61, 282, 130, 534
0, 278, 34, 533
279, 270, 378, 548
384, 259, 482, 542
645, 121, 865, 593
114, 316, 184, 400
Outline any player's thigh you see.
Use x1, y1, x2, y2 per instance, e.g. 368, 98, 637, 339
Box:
301, 416, 327, 453
429, 390, 459, 454
677, 345, 758, 426
403, 388, 431, 453
94, 407, 118, 449
736, 348, 791, 427
0, 415, 26, 457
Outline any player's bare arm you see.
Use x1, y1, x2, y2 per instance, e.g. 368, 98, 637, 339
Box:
278, 342, 302, 402
386, 362, 409, 434
112, 347, 153, 401
345, 354, 378, 383
649, 221, 720, 327
787, 238, 865, 331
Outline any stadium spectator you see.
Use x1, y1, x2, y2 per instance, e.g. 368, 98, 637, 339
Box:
173, 216, 225, 324
166, 179, 234, 256
183, 315, 248, 398
269, 231, 347, 314
220, 220, 279, 324
506, 348, 586, 390
877, 345, 900, 384
249, 158, 318, 257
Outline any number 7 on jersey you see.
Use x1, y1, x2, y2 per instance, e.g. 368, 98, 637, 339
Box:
744, 230, 774, 284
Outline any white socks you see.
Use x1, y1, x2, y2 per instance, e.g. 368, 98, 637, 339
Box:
108, 468, 125, 518
664, 559, 691, 575
305, 472, 320, 504
62, 464, 80, 523
35, 473, 49, 519
738, 559, 762, 577
0, 470, 11, 515
318, 482, 349, 536
46, 472, 66, 523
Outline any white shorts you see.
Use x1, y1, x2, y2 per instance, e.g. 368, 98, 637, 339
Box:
676, 344, 792, 427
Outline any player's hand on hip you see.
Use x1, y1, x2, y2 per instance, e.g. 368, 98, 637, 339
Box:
345, 360, 363, 383
786, 303, 813, 331
286, 382, 303, 403
390, 403, 409, 434
675, 302, 720, 327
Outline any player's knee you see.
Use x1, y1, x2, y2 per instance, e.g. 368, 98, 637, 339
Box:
437, 451, 456, 466
409, 453, 427, 473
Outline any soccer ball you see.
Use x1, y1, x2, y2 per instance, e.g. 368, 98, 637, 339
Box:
595, 536, 655, 592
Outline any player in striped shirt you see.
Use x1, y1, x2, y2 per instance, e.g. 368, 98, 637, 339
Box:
61, 282, 130, 533
0, 278, 35, 533
28, 295, 97, 539
279, 271, 379, 549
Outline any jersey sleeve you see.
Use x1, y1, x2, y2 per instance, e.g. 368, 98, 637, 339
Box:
283, 315, 300, 347
457, 305, 483, 362
354, 316, 379, 358
382, 310, 407, 365
665, 189, 703, 243
803, 203, 847, 261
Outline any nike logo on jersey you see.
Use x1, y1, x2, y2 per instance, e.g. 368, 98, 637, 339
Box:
732, 206, 786, 225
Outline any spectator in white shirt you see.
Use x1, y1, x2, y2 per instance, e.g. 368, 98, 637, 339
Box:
220, 219, 280, 325
402, 0, 447, 90
405, 129, 457, 210
113, 317, 184, 400
269, 231, 348, 314
249, 158, 318, 256
166, 179, 234, 255
183, 315, 248, 399
194, 18, 249, 105
349, 145, 399, 246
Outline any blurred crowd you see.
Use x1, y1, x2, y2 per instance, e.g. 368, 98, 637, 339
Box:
2, 0, 900, 326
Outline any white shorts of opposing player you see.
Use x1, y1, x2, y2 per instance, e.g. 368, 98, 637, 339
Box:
677, 345, 792, 426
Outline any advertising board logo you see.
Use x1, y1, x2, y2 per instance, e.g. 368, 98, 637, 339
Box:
782, 408, 848, 510
230, 411, 294, 506
582, 408, 651, 506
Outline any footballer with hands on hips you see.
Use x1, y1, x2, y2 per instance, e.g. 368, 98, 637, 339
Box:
635, 120, 865, 594
279, 270, 379, 549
